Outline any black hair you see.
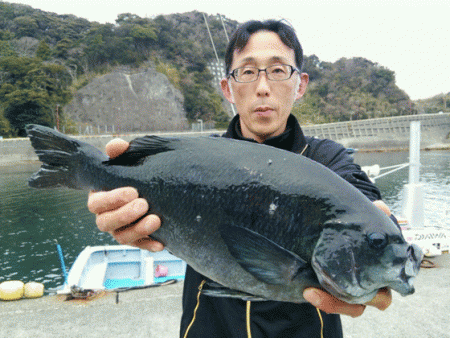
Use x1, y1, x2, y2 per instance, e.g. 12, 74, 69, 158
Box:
224, 20, 304, 75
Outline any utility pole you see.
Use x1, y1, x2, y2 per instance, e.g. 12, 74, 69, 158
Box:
56, 104, 60, 131
219, 14, 230, 42
203, 12, 236, 116
203, 13, 219, 62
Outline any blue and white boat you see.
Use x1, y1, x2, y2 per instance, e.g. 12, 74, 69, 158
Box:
58, 245, 186, 294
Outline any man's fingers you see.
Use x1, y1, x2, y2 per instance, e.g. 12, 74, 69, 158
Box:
373, 200, 391, 216
105, 138, 129, 158
88, 187, 139, 215
88, 138, 163, 252
303, 287, 392, 318
129, 237, 165, 252
303, 288, 366, 318
96, 198, 149, 232
113, 214, 164, 252
365, 287, 392, 311
113, 214, 162, 248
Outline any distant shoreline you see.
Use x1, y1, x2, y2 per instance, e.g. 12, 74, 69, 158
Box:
0, 136, 448, 166
1, 113, 449, 164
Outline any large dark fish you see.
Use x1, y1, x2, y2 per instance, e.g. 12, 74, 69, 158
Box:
26, 125, 422, 304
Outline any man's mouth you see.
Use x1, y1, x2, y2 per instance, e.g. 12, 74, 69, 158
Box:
254, 106, 274, 116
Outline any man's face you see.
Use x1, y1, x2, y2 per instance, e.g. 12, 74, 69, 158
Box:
221, 30, 309, 143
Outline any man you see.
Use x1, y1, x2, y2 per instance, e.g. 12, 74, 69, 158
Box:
88, 20, 392, 337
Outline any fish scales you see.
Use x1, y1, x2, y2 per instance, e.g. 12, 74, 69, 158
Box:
26, 125, 422, 304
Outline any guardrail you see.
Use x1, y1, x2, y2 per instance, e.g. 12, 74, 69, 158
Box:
302, 113, 450, 141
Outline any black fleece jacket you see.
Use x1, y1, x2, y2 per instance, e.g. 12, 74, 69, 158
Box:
179, 114, 382, 338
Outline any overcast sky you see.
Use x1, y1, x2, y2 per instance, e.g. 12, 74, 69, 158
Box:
8, 0, 450, 101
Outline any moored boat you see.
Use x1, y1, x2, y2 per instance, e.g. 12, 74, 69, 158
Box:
58, 245, 186, 295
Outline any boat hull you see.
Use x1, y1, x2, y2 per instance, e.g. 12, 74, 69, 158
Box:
58, 245, 186, 294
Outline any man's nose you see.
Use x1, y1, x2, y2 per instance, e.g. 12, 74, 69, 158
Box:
255, 72, 270, 97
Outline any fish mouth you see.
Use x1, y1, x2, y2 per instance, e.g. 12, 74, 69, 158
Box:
390, 244, 422, 296
397, 273, 416, 295
389, 270, 416, 296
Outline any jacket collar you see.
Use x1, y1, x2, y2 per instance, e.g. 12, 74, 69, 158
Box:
223, 114, 308, 154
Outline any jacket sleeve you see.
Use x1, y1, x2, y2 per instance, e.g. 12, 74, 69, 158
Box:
305, 138, 382, 202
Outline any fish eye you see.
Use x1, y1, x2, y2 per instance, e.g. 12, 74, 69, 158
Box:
367, 232, 388, 249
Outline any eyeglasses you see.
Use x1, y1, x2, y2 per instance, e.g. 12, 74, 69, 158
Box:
228, 64, 299, 83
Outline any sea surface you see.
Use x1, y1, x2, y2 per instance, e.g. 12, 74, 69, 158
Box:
1, 150, 449, 291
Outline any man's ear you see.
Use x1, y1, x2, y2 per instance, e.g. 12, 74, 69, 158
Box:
295, 73, 309, 101
221, 78, 234, 104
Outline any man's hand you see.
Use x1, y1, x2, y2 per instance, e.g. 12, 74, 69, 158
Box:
87, 138, 164, 252
372, 199, 391, 217
303, 200, 393, 317
303, 287, 392, 318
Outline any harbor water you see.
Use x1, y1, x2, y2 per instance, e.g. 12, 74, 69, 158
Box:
0, 150, 449, 291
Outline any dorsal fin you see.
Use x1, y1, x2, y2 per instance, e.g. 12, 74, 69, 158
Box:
105, 136, 180, 166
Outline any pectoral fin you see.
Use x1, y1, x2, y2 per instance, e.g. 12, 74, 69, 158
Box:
220, 226, 309, 285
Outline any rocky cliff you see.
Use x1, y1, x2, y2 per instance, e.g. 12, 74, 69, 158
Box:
65, 68, 188, 132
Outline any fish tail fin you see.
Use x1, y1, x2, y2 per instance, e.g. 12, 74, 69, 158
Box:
26, 124, 104, 189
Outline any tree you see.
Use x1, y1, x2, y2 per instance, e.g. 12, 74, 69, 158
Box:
155, 60, 181, 89
0, 41, 16, 57
116, 13, 149, 26
302, 55, 322, 81
26, 63, 73, 104
4, 89, 54, 136
82, 33, 107, 69
130, 25, 156, 58
0, 56, 73, 135
0, 29, 15, 40
10, 37, 39, 57
54, 38, 73, 58
35, 40, 52, 60
0, 110, 12, 137
0, 56, 39, 85
12, 16, 39, 38
181, 76, 227, 123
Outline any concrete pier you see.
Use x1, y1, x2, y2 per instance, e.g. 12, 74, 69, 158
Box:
0, 282, 184, 338
1, 255, 448, 338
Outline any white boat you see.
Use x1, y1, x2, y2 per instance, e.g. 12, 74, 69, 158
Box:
58, 245, 186, 295
400, 221, 450, 257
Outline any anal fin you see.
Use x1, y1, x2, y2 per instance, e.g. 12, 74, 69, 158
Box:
202, 280, 266, 301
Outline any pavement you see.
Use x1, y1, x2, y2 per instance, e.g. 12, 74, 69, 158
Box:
341, 254, 450, 338
0, 282, 184, 338
1, 254, 448, 338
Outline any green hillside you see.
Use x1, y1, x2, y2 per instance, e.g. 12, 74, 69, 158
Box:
0, 1, 443, 137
